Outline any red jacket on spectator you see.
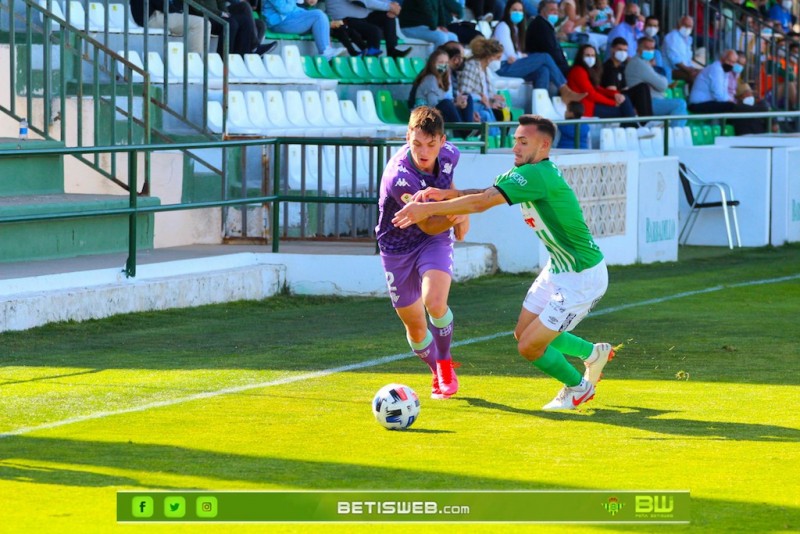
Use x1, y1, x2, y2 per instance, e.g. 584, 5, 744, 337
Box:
566, 65, 619, 116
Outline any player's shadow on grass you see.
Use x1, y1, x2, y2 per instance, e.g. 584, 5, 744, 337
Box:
461, 397, 800, 442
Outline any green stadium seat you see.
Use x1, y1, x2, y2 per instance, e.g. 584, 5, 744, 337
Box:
711, 125, 721, 138
723, 124, 735, 136
395, 57, 418, 81
265, 30, 312, 41
381, 57, 413, 83
497, 89, 523, 120
331, 57, 374, 83
691, 125, 704, 145
312, 56, 344, 82
393, 99, 410, 122
410, 57, 426, 75
376, 90, 404, 124
349, 56, 384, 83
701, 125, 714, 145
364, 56, 401, 83
301, 56, 325, 79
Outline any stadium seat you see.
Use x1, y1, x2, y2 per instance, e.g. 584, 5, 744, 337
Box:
364, 56, 400, 83
701, 125, 714, 145
551, 96, 567, 118
66, 1, 98, 31
284, 90, 326, 136
488, 68, 525, 92
690, 126, 704, 146
340, 98, 390, 136
678, 162, 742, 249
650, 127, 664, 156
146, 52, 171, 84
625, 128, 639, 153
313, 56, 348, 83
393, 99, 410, 122
245, 90, 274, 132
381, 57, 412, 83
302, 90, 344, 137
355, 91, 406, 135
263, 90, 311, 136
723, 124, 735, 136
410, 57, 425, 75
165, 43, 203, 84
207, 100, 224, 134
331, 56, 375, 83
668, 126, 684, 150
600, 128, 615, 150
117, 50, 147, 83
497, 89, 523, 120
244, 53, 272, 81
531, 89, 561, 120
395, 57, 418, 81
227, 54, 259, 83
187, 52, 221, 88
263, 54, 317, 86
682, 126, 693, 146
639, 131, 655, 157
711, 124, 721, 139
376, 90, 404, 124
227, 91, 264, 135
321, 90, 376, 137
613, 127, 628, 150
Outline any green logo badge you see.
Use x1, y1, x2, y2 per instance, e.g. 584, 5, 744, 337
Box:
132, 496, 154, 518
164, 496, 186, 518
196, 496, 218, 518
602, 497, 624, 516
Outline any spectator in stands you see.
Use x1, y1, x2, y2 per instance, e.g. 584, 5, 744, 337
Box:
590, 0, 615, 34
602, 37, 653, 116
560, 0, 589, 33
467, 0, 495, 22
191, 0, 275, 55
398, 0, 459, 48
492, 1, 587, 103
605, 3, 642, 58
664, 16, 702, 83
445, 0, 484, 46
329, 19, 370, 56
689, 49, 767, 134
626, 36, 689, 126
556, 101, 590, 148
769, 0, 796, 34
408, 49, 477, 137
567, 44, 637, 118
441, 41, 466, 87
325, 0, 411, 58
611, 0, 625, 25
248, 0, 269, 51
130, 0, 208, 53
261, 0, 347, 59
458, 37, 507, 134
524, 0, 571, 77
643, 15, 669, 79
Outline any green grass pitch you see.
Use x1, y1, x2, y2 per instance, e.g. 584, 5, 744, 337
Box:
1, 244, 799, 533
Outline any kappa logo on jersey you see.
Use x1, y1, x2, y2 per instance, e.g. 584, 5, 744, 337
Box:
401, 193, 413, 204
442, 162, 453, 175
395, 177, 410, 187
397, 164, 409, 174
508, 172, 527, 186
443, 143, 455, 153
420, 179, 427, 188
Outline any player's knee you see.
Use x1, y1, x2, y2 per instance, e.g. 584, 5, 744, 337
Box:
424, 299, 448, 319
517, 339, 546, 361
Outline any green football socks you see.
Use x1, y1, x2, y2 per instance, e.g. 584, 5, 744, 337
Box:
550, 332, 594, 360
532, 345, 583, 387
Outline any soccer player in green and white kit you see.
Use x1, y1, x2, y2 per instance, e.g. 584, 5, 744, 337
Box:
392, 114, 614, 410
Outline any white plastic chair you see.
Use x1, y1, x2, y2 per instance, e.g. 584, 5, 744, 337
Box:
284, 90, 325, 136
244, 53, 271, 82
164, 42, 203, 84
226, 91, 264, 135
261, 54, 295, 84
321, 91, 375, 137
341, 99, 390, 137
66, 1, 96, 31
613, 127, 628, 150
117, 49, 146, 83
245, 90, 273, 131
186, 52, 222, 88
263, 90, 310, 136
356, 90, 406, 136
106, 3, 144, 33
207, 100, 224, 134
37, 0, 64, 31
146, 52, 171, 83
488, 68, 524, 92
650, 127, 664, 156
87, 2, 113, 32
228, 54, 259, 83
682, 126, 693, 146
625, 127, 640, 153
301, 90, 343, 137
599, 128, 615, 150
678, 162, 742, 249
531, 89, 561, 120
551, 96, 567, 119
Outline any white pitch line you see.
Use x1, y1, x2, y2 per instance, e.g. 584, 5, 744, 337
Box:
1, 272, 798, 439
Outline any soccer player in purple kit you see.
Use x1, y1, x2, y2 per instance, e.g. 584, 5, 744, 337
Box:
376, 106, 469, 400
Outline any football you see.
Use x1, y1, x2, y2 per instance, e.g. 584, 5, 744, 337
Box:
372, 383, 420, 430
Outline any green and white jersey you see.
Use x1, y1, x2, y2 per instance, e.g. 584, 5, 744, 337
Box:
494, 159, 604, 274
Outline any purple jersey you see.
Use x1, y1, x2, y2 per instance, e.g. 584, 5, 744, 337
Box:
376, 142, 461, 255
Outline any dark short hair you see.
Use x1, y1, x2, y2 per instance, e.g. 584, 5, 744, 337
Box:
645, 15, 659, 24
611, 37, 628, 48
567, 101, 584, 118
408, 106, 445, 137
538, 0, 557, 13
518, 114, 557, 140
637, 36, 655, 47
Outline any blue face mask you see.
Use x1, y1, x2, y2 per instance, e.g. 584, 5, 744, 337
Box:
641, 50, 655, 61
733, 63, 744, 74
510, 11, 525, 24
547, 13, 559, 25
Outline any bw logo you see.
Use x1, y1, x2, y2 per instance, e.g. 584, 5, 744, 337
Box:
602, 497, 624, 516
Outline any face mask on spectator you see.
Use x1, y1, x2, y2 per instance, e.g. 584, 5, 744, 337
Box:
635, 19, 644, 31
762, 27, 773, 36
547, 13, 559, 25
733, 63, 744, 74
722, 63, 733, 72
679, 27, 692, 37
625, 14, 638, 25
488, 59, 502, 72
742, 96, 755, 106
584, 56, 596, 67
641, 49, 655, 61
614, 50, 628, 62
436, 64, 448, 73
510, 11, 525, 24
645, 26, 659, 37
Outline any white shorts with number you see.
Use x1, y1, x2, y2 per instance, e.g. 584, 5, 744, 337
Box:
523, 259, 608, 332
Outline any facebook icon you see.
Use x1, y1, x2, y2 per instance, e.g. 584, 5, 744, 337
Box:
131, 496, 154, 518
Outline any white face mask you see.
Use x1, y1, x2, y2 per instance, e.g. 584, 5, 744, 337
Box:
742, 96, 755, 106
645, 26, 659, 37
488, 59, 502, 72
782, 0, 792, 9
679, 26, 692, 37
614, 50, 628, 62
584, 56, 596, 67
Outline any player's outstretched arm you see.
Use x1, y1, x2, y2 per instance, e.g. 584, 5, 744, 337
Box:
412, 187, 459, 203
393, 187, 506, 229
